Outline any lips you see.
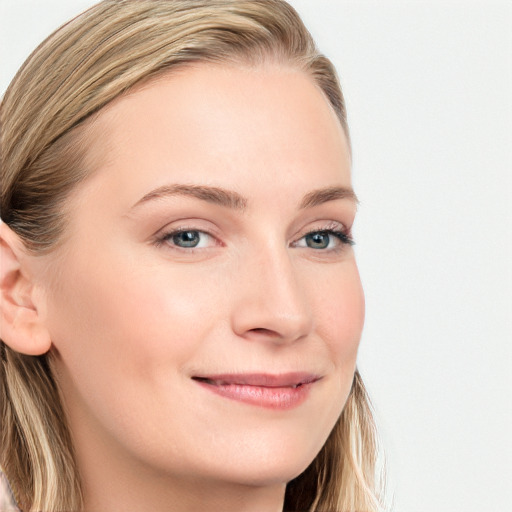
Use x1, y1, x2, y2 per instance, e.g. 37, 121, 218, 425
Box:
192, 372, 321, 410
193, 372, 318, 387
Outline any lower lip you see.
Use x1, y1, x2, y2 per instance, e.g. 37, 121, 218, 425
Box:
194, 380, 314, 410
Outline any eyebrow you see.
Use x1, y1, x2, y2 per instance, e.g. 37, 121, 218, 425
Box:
299, 186, 359, 209
131, 184, 247, 211
130, 184, 358, 211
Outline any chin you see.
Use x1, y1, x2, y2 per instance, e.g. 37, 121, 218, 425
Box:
190, 430, 327, 488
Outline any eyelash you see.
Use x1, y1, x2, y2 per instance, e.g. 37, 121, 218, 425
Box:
155, 225, 354, 252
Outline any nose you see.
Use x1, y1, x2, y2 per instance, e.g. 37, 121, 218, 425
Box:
230, 243, 314, 345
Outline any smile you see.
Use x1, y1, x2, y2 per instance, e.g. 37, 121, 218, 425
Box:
192, 372, 321, 410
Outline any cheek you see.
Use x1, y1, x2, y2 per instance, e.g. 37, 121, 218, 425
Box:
45, 253, 223, 456
48, 259, 214, 372
314, 260, 365, 371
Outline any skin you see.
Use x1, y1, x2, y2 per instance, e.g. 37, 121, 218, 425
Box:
0, 63, 364, 512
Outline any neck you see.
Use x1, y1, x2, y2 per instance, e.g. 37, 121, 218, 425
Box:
80, 460, 286, 512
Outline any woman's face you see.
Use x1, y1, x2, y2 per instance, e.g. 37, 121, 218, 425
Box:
39, 64, 364, 489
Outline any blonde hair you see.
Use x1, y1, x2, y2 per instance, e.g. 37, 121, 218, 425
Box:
0, 1, 383, 510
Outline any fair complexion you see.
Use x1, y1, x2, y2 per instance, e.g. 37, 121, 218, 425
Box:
0, 63, 364, 512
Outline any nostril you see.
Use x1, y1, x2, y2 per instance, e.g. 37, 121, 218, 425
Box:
249, 328, 273, 335
247, 327, 289, 340
245, 327, 301, 344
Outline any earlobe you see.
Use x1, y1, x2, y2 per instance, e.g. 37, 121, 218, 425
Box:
0, 222, 52, 355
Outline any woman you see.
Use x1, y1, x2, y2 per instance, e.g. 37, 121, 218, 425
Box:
0, 1, 383, 511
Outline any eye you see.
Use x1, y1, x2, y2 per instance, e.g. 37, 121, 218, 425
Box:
159, 229, 215, 249
295, 229, 354, 250
305, 232, 331, 249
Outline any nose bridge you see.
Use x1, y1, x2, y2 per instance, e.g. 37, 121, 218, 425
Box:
231, 238, 313, 343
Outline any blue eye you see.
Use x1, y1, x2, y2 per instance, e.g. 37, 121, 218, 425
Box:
305, 232, 331, 249
172, 231, 201, 248
297, 230, 354, 250
160, 230, 214, 249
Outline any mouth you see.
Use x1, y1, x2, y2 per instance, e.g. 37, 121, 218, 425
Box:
191, 372, 321, 410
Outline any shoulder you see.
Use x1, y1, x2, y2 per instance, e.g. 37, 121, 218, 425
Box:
0, 469, 20, 512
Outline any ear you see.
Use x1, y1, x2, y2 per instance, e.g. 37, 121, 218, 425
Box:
0, 222, 52, 355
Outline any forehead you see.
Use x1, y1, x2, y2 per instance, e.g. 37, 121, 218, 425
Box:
77, 63, 351, 208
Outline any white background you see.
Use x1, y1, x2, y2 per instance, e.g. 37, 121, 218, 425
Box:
1, 1, 511, 511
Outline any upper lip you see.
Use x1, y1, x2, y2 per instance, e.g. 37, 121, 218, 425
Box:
192, 372, 321, 388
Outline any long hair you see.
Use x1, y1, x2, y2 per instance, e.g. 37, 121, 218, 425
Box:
0, 1, 383, 510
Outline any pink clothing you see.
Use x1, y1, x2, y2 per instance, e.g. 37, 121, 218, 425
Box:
0, 470, 19, 512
